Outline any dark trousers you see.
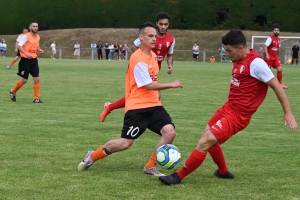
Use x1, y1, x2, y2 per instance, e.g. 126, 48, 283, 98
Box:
98, 50, 103, 60
105, 50, 109, 60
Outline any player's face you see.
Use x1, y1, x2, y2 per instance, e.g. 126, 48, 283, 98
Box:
140, 27, 157, 49
30, 23, 38, 34
156, 19, 169, 35
273, 28, 280, 37
223, 44, 244, 62
23, 29, 28, 34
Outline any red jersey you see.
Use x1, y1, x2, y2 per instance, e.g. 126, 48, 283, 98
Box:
265, 35, 281, 60
229, 50, 269, 116
134, 32, 175, 69
154, 32, 175, 68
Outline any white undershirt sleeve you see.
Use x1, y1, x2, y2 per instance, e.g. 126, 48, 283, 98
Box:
18, 35, 28, 46
264, 37, 272, 47
168, 38, 175, 54
250, 58, 274, 83
134, 62, 153, 88
133, 38, 141, 48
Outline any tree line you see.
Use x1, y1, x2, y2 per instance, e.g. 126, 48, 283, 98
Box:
2, 0, 299, 34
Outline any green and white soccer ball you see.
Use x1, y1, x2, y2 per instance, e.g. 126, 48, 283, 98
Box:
156, 144, 181, 170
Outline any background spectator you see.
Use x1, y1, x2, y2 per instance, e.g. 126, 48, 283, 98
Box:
104, 42, 110, 60
192, 43, 199, 62
96, 41, 103, 60
74, 42, 80, 59
50, 41, 56, 59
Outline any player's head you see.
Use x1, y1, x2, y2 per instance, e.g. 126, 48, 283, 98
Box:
155, 12, 171, 35
272, 26, 280, 37
22, 28, 28, 34
29, 21, 39, 33
139, 22, 157, 49
222, 29, 247, 62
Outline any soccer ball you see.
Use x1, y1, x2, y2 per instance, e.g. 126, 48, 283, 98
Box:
156, 144, 181, 170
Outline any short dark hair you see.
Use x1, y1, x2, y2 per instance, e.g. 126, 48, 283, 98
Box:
139, 22, 156, 33
273, 26, 280, 30
155, 12, 171, 22
30, 21, 38, 26
222, 29, 246, 47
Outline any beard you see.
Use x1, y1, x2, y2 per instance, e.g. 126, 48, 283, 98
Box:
274, 33, 279, 37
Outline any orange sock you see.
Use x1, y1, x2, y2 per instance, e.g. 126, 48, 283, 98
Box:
12, 80, 24, 94
91, 145, 108, 162
33, 82, 40, 100
145, 151, 157, 169
8, 59, 17, 67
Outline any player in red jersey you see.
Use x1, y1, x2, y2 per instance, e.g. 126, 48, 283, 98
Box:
100, 12, 175, 122
159, 29, 297, 185
264, 27, 288, 89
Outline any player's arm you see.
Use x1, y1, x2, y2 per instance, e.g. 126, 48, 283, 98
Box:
251, 58, 297, 131
267, 77, 297, 131
134, 62, 182, 90
17, 35, 32, 58
264, 37, 271, 60
38, 44, 44, 54
166, 38, 176, 74
131, 38, 140, 53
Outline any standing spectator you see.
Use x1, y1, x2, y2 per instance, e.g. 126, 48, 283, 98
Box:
74, 42, 80, 59
114, 42, 120, 60
50, 41, 56, 59
258, 44, 264, 57
91, 41, 97, 59
291, 42, 299, 65
192, 43, 199, 62
219, 45, 226, 62
10, 21, 44, 103
77, 22, 183, 176
109, 43, 114, 60
96, 41, 103, 60
1, 39, 7, 57
104, 42, 110, 60
264, 26, 288, 89
7, 28, 29, 70
159, 29, 297, 186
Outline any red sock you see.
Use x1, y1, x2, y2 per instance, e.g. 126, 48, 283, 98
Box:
277, 71, 282, 84
177, 149, 207, 180
109, 96, 125, 111
208, 144, 228, 176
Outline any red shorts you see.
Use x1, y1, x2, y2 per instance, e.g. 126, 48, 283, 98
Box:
208, 102, 251, 144
264, 58, 281, 68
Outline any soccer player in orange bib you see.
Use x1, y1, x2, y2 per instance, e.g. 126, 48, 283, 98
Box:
78, 22, 182, 176
100, 12, 175, 122
9, 21, 44, 103
159, 29, 297, 185
264, 26, 288, 89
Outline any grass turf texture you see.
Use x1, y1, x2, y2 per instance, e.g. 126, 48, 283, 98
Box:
0, 58, 299, 199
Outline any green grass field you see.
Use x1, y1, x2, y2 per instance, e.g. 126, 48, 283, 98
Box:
0, 58, 299, 200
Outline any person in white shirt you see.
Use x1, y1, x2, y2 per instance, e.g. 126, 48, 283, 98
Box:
50, 41, 56, 59
192, 43, 199, 62
91, 41, 97, 59
74, 42, 80, 59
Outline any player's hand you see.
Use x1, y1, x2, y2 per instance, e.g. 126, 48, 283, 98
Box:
14, 48, 18, 53
39, 49, 44, 54
167, 65, 173, 74
266, 55, 270, 60
172, 80, 182, 88
284, 112, 297, 131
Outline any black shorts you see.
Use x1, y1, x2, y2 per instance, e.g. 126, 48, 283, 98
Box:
193, 54, 199, 59
16, 50, 20, 57
292, 54, 299, 59
121, 106, 174, 139
18, 58, 39, 79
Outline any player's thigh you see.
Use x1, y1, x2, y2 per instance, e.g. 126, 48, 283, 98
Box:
29, 59, 39, 77
17, 58, 30, 79
121, 109, 150, 139
148, 106, 174, 135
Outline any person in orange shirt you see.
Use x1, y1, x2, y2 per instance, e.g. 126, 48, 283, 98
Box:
210, 56, 215, 63
6, 28, 28, 70
78, 22, 182, 176
9, 21, 44, 103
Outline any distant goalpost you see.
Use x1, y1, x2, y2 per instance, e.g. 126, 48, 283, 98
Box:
251, 36, 300, 63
